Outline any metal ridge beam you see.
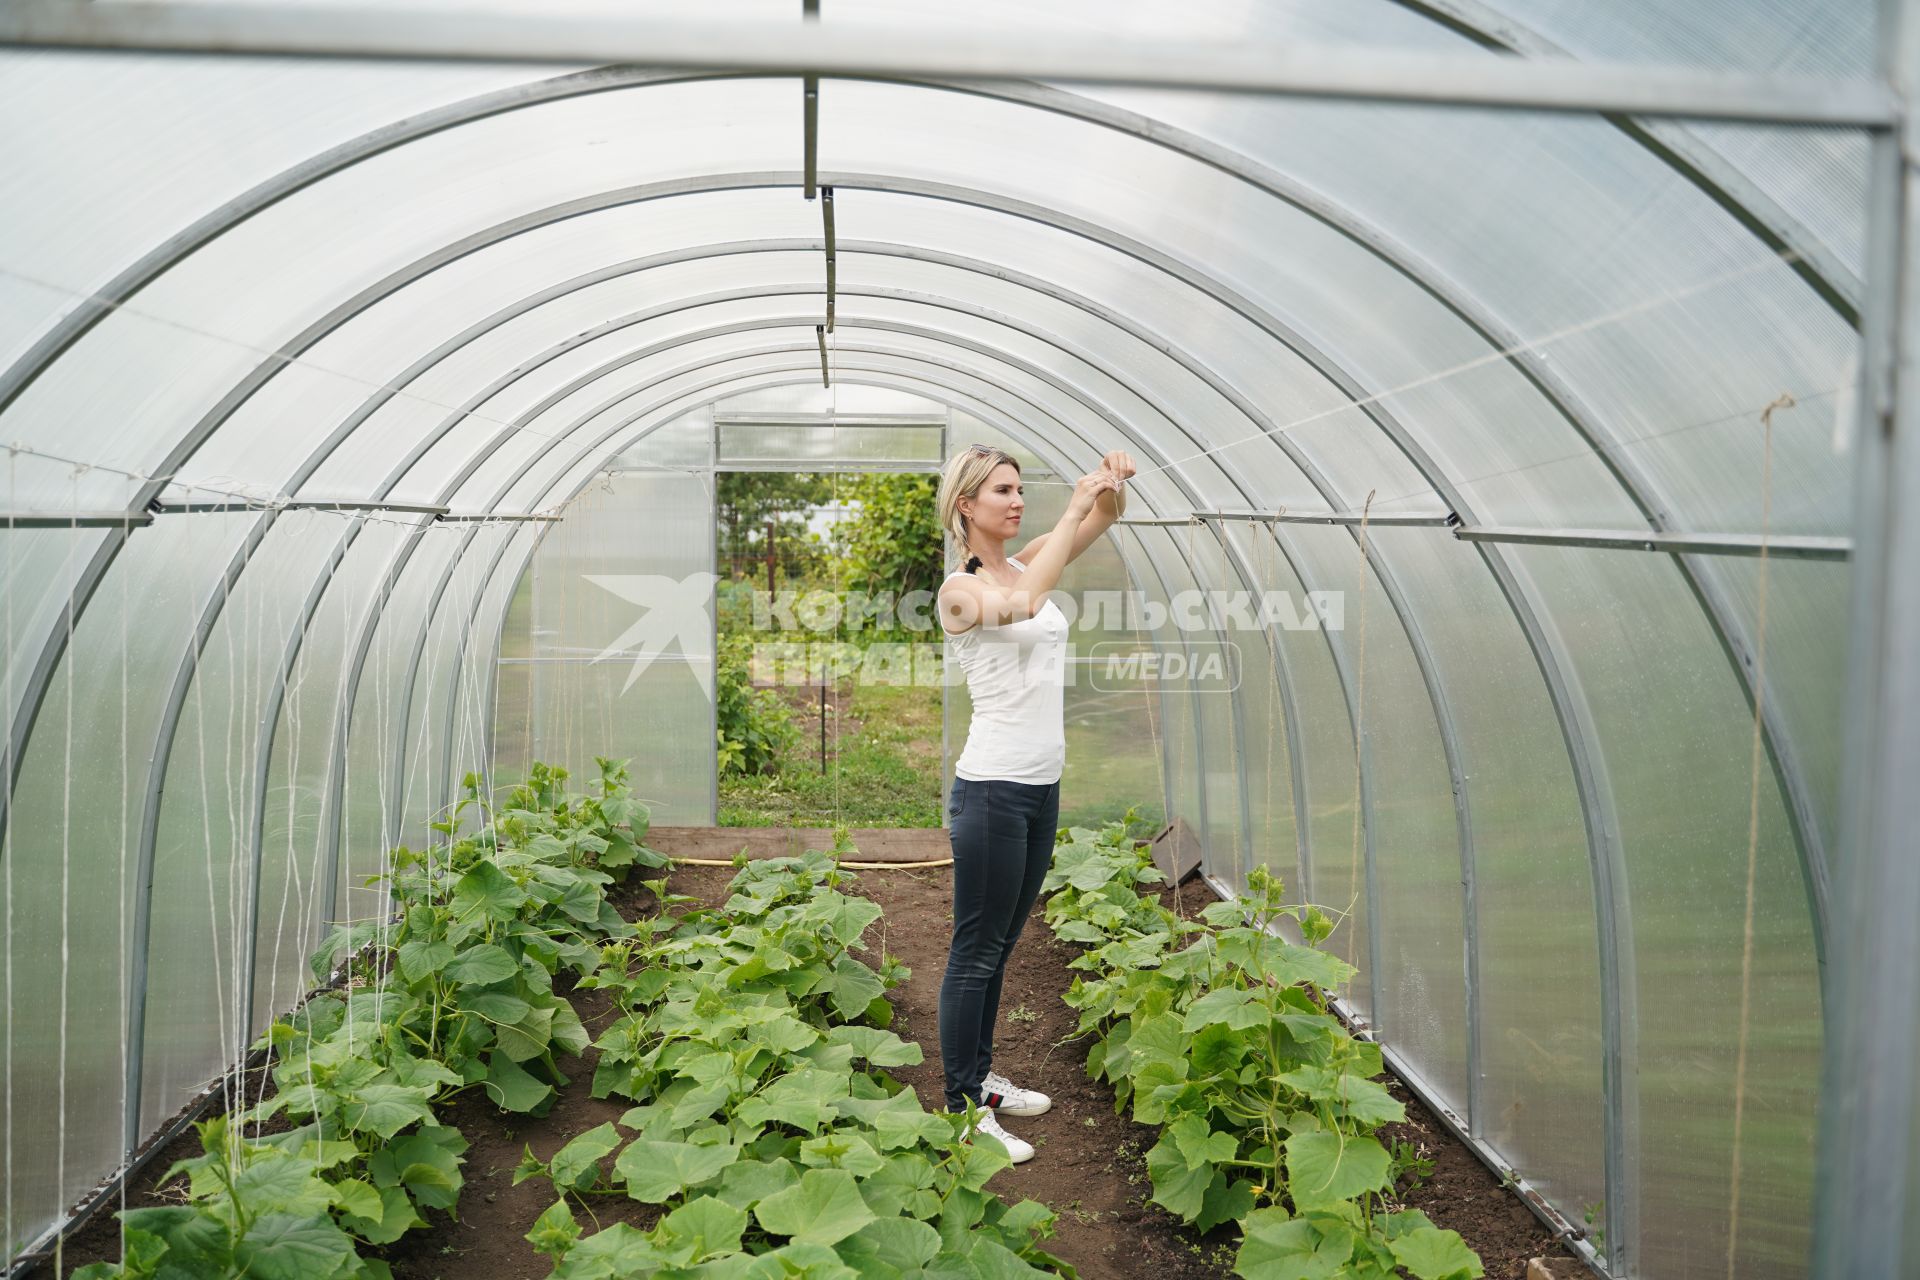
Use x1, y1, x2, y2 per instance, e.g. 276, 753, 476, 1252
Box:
0, 3, 1894, 126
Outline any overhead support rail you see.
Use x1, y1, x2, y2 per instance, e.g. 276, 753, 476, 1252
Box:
0, 501, 565, 524
815, 324, 829, 388
154, 498, 451, 516
0, 3, 1896, 128
0, 510, 156, 528
1123, 512, 1854, 560
437, 512, 561, 523
1190, 509, 1458, 527
1454, 524, 1854, 561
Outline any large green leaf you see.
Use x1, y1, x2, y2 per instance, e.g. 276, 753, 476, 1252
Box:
231, 1213, 357, 1280
654, 1195, 749, 1264
1389, 1227, 1484, 1280
713, 1156, 801, 1210
342, 1084, 435, 1140
819, 955, 887, 1019
483, 1051, 553, 1113
825, 1025, 923, 1068
753, 1168, 877, 1246
396, 939, 454, 983
614, 1139, 741, 1203
834, 1216, 940, 1276
339, 1184, 422, 1246
1283, 1132, 1392, 1209
462, 989, 532, 1026
549, 1122, 622, 1191
451, 862, 527, 924
1234, 1209, 1353, 1280
444, 944, 519, 986
799, 1131, 886, 1178
1183, 986, 1270, 1033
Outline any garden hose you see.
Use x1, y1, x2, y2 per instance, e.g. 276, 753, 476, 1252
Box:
668, 855, 953, 869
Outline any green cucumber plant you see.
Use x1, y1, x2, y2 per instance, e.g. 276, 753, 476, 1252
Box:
1043, 819, 1484, 1280
74, 759, 663, 1280
514, 849, 1079, 1278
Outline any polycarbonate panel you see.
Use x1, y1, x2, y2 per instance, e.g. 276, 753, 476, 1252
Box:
0, 52, 536, 364
1113, 526, 1195, 857
1515, 544, 1820, 1277
141, 510, 355, 1137
1366, 527, 1606, 1220
1490, 0, 1872, 72
1285, 523, 1468, 1107
1703, 556, 1850, 865
396, 528, 500, 851
491, 545, 536, 788
448, 325, 830, 509
609, 406, 713, 471
1180, 521, 1247, 891
336, 526, 459, 929
1, 509, 250, 1258
1213, 524, 1303, 915
1060, 79, 1861, 536
856, 277, 1366, 505
252, 520, 410, 1034
451, 521, 537, 802
527, 471, 713, 821
493, 346, 1173, 521
0, 525, 106, 745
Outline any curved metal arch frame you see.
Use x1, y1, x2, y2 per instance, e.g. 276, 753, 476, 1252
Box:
377, 297, 1463, 1079
428, 353, 1209, 844
305, 333, 1232, 987
475, 364, 1195, 833
88, 167, 1641, 1250
0, 70, 1837, 960
474, 370, 1202, 826
0, 71, 1831, 984
26, 155, 1645, 1263
0, 57, 1856, 1279
451, 353, 1244, 854
384, 287, 1463, 1031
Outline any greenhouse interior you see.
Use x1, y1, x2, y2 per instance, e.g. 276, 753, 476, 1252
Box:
0, 3, 1916, 1279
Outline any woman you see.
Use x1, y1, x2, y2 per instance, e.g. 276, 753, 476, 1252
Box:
933, 442, 1135, 1163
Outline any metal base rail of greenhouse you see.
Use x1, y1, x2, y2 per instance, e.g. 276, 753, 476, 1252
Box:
1201, 872, 1605, 1280
1, 948, 377, 1280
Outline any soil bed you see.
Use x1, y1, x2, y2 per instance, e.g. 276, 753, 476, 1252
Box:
43, 851, 1568, 1280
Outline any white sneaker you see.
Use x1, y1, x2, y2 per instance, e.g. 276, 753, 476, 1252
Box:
967, 1108, 1036, 1164
981, 1071, 1052, 1118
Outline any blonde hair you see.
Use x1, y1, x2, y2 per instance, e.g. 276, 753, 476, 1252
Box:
937, 444, 1021, 571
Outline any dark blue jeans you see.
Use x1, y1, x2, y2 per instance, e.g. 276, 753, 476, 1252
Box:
938, 775, 1060, 1111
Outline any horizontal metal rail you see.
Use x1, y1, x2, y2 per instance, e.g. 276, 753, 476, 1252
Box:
435, 511, 560, 522
0, 510, 152, 528
1192, 509, 1457, 526
153, 498, 450, 515
1455, 523, 1852, 561
0, 3, 1895, 127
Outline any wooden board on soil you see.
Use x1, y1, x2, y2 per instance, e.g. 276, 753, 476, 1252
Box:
42, 839, 1573, 1280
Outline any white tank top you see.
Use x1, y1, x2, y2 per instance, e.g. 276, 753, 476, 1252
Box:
942, 557, 1068, 785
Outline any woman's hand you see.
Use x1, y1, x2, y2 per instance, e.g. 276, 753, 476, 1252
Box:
1100, 449, 1137, 484
1067, 469, 1122, 519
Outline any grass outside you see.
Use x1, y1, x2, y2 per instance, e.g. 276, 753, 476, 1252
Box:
719, 677, 946, 827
